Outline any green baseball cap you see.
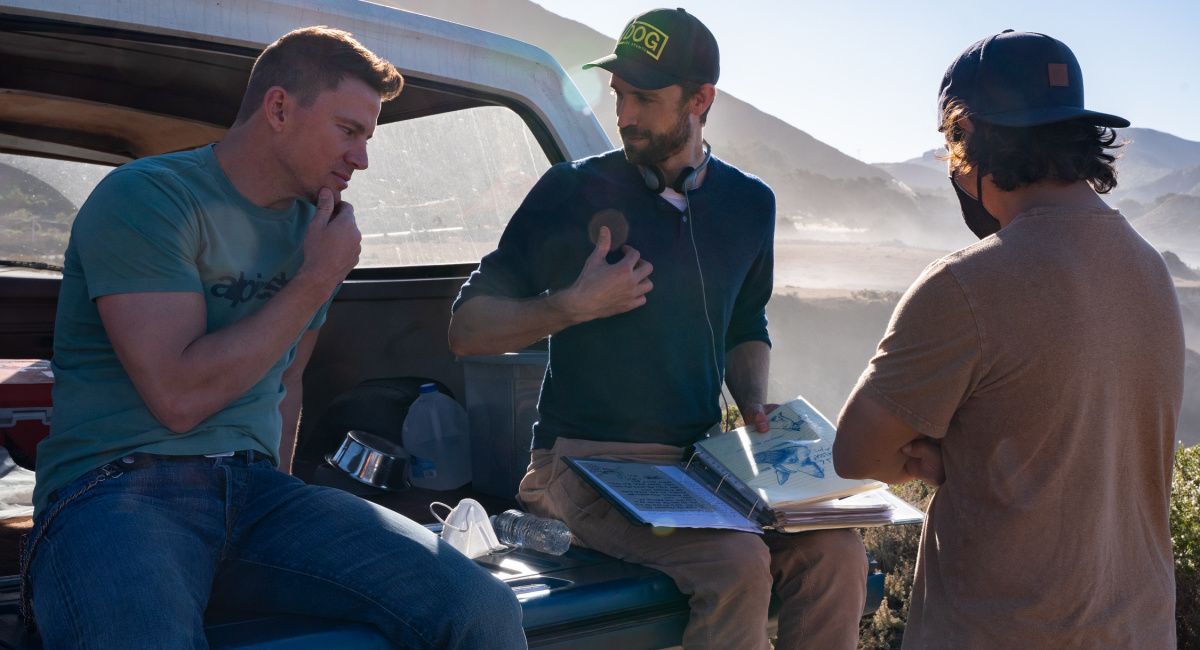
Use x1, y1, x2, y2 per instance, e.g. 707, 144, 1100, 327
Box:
584, 8, 719, 90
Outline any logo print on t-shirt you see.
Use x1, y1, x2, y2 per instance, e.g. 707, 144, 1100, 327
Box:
210, 270, 290, 308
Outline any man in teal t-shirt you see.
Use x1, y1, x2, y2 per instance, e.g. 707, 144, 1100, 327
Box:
21, 27, 527, 650
34, 143, 331, 512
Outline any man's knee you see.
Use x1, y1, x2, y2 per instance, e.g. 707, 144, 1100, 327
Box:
727, 537, 775, 588
30, 539, 208, 647
681, 533, 774, 601
820, 532, 869, 607
772, 528, 868, 587
805, 529, 867, 569
472, 572, 523, 624
434, 564, 525, 648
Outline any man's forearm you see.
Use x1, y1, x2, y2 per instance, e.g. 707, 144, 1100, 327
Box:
448, 294, 580, 356
833, 387, 924, 483
165, 276, 331, 421
101, 273, 335, 433
725, 340, 770, 413
450, 228, 656, 356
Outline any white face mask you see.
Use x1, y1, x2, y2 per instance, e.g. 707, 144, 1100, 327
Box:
429, 499, 507, 559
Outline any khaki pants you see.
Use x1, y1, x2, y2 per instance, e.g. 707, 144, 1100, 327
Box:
518, 438, 867, 650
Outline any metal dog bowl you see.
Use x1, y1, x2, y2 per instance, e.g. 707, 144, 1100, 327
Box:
325, 430, 410, 491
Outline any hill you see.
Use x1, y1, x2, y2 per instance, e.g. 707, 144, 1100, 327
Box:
879, 129, 1200, 201
1127, 165, 1200, 203
376, 0, 887, 181
1112, 128, 1200, 198
370, 0, 964, 246
876, 129, 1200, 258
0, 160, 78, 263
1164, 251, 1200, 281
1133, 194, 1200, 265
377, 1, 1198, 257
873, 154, 945, 195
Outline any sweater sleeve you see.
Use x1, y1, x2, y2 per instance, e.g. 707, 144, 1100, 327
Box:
725, 190, 775, 350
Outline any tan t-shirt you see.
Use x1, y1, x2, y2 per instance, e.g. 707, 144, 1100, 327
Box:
857, 207, 1182, 649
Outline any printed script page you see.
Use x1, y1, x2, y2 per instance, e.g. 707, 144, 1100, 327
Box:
568, 458, 761, 534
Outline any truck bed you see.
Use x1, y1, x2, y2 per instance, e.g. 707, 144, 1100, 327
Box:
0, 466, 883, 649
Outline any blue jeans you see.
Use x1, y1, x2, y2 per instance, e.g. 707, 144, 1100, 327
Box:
22, 452, 526, 649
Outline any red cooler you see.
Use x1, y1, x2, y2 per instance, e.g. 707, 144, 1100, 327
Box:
0, 359, 53, 469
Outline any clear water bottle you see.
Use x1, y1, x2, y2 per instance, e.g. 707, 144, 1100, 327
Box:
401, 383, 471, 490
489, 510, 572, 555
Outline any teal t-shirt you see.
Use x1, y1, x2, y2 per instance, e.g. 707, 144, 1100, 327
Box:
34, 144, 329, 513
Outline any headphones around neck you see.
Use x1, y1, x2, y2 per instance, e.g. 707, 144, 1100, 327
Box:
639, 142, 712, 194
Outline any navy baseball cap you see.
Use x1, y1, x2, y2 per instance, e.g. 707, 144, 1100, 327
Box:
938, 30, 1129, 129
583, 8, 719, 90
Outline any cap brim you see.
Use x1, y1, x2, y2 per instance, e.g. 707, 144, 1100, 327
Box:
582, 53, 680, 91
974, 106, 1130, 129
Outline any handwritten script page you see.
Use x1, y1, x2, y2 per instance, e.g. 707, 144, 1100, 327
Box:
697, 396, 881, 507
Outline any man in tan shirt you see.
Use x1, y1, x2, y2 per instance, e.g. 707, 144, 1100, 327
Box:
834, 31, 1182, 648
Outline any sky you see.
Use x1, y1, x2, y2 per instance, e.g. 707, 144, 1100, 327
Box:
532, 0, 1200, 163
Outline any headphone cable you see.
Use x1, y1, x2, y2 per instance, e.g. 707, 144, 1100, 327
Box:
683, 188, 732, 433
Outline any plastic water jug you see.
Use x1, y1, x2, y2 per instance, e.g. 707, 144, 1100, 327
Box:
401, 383, 472, 490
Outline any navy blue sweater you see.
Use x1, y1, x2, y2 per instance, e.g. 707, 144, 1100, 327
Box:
454, 150, 774, 449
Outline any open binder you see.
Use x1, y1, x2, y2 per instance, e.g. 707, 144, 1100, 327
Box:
564, 396, 924, 533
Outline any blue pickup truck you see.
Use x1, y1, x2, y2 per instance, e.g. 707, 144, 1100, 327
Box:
0, 1, 884, 646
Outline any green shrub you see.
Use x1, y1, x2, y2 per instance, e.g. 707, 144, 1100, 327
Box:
858, 447, 1200, 649
1176, 444, 1200, 648
858, 481, 933, 650
721, 404, 745, 432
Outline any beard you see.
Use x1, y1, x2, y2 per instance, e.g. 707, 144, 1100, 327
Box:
620, 106, 692, 167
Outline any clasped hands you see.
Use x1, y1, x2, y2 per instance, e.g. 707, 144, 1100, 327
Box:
901, 437, 945, 486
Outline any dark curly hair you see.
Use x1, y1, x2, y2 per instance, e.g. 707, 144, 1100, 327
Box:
942, 102, 1123, 194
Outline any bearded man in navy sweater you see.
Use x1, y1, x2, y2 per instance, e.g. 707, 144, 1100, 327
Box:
450, 9, 867, 649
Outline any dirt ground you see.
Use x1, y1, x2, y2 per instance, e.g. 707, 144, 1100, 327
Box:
773, 237, 949, 292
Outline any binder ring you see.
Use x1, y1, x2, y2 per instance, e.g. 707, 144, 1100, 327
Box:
748, 498, 761, 519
